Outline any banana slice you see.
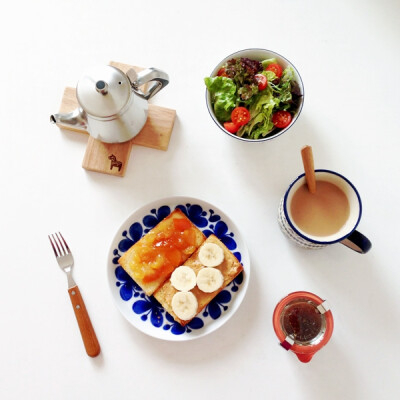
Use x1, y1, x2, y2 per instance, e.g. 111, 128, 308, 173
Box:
170, 266, 197, 291
196, 267, 224, 293
171, 291, 198, 321
198, 242, 224, 267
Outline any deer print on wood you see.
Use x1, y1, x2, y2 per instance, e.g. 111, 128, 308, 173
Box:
108, 154, 122, 172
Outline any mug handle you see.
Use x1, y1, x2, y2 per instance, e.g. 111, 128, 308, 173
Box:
128, 67, 169, 100
340, 230, 372, 254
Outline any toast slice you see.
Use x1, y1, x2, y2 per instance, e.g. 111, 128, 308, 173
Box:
118, 208, 206, 296
153, 234, 244, 326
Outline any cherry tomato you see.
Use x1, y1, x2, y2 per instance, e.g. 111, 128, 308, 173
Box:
231, 107, 251, 126
223, 121, 240, 134
255, 74, 268, 91
217, 67, 228, 77
266, 63, 283, 78
272, 111, 292, 128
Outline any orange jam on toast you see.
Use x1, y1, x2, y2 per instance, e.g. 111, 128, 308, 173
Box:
118, 208, 206, 296
132, 216, 199, 283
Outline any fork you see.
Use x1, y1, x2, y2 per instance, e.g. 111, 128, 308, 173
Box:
48, 232, 100, 357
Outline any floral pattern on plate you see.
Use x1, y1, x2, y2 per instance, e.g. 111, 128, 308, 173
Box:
108, 197, 250, 341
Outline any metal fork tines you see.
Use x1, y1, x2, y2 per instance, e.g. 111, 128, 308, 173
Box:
48, 232, 100, 357
48, 232, 76, 288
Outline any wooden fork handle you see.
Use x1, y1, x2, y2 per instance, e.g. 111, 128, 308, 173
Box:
68, 286, 101, 357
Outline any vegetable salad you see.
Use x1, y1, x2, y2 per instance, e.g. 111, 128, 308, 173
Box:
205, 57, 302, 140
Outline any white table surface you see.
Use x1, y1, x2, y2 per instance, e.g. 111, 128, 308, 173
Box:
2, 0, 400, 399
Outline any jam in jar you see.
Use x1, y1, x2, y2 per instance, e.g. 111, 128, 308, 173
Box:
281, 300, 325, 344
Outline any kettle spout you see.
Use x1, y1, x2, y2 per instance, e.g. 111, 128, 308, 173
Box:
50, 108, 87, 131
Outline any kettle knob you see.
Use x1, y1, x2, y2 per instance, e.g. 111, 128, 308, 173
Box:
95, 80, 108, 95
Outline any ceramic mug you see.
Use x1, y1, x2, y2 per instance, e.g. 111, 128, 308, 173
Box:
278, 169, 372, 253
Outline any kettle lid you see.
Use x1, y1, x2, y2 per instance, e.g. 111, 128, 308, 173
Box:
76, 65, 131, 118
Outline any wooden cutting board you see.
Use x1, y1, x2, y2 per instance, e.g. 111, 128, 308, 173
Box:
53, 61, 176, 177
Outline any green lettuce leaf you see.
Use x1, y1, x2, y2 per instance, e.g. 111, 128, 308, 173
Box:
238, 87, 277, 139
262, 70, 277, 82
261, 58, 278, 68
269, 67, 295, 110
204, 77, 237, 122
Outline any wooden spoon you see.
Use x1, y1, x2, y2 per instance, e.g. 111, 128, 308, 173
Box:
301, 145, 317, 194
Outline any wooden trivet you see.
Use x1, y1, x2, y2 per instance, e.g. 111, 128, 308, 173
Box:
54, 61, 176, 177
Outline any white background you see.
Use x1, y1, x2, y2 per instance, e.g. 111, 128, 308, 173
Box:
1, 0, 399, 399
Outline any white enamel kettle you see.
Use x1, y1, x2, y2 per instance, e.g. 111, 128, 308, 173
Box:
50, 65, 169, 143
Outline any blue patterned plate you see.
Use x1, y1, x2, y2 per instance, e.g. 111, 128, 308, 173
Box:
107, 196, 250, 341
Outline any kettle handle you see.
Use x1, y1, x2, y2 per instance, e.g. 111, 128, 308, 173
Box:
128, 67, 169, 100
